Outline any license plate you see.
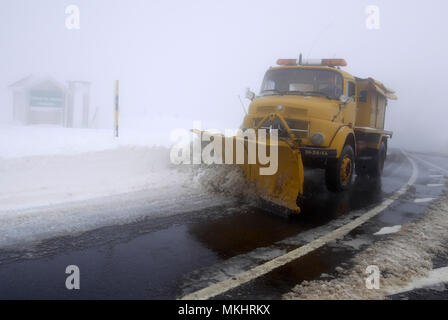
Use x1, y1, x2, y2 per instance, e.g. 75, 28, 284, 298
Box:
301, 148, 336, 158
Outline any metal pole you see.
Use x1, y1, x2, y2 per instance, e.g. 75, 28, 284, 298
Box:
114, 80, 119, 137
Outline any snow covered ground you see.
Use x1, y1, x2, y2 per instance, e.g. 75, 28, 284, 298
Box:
0, 122, 185, 211
0, 123, 249, 248
0, 146, 175, 211
0, 124, 195, 247
0, 115, 190, 159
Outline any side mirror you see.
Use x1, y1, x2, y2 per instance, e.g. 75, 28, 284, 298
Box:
245, 88, 256, 101
339, 94, 349, 104
339, 94, 354, 105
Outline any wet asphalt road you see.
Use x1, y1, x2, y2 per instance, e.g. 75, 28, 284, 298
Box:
0, 149, 446, 299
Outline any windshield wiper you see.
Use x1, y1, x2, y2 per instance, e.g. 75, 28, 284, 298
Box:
303, 91, 332, 100
262, 89, 332, 99
284, 90, 305, 95
261, 89, 287, 95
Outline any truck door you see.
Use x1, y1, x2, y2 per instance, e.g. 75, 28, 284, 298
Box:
370, 93, 377, 127
343, 81, 357, 125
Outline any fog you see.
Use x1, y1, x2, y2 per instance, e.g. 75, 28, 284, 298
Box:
1, 0, 447, 152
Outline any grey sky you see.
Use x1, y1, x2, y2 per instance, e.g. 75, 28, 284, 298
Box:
1, 0, 447, 151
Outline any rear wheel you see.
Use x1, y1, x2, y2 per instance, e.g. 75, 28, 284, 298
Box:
325, 145, 354, 192
369, 142, 386, 177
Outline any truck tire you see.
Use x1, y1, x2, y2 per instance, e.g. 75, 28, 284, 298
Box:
325, 145, 354, 192
369, 142, 386, 177
355, 158, 368, 176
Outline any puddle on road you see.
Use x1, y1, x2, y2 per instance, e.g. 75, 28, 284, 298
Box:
213, 245, 355, 300
187, 170, 386, 260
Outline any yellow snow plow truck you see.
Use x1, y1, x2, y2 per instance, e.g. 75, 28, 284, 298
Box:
197, 57, 396, 214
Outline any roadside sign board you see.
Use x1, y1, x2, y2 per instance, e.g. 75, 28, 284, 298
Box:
29, 90, 64, 108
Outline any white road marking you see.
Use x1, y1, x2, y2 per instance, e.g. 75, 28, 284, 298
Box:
414, 198, 435, 203
180, 149, 418, 300
429, 175, 443, 178
374, 225, 402, 235
427, 184, 444, 187
410, 154, 448, 175
388, 266, 448, 295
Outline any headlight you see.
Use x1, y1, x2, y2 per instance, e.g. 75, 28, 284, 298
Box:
311, 132, 325, 146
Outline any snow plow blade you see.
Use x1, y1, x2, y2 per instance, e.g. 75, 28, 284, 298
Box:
194, 129, 304, 214
236, 137, 304, 214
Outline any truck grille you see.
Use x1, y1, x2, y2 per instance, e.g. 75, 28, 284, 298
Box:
256, 106, 276, 113
285, 107, 308, 116
258, 118, 289, 138
252, 117, 309, 139
252, 118, 263, 127
256, 105, 308, 116
285, 119, 309, 138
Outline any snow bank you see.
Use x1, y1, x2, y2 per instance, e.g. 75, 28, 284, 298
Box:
0, 125, 124, 159
0, 115, 193, 159
0, 115, 235, 159
192, 164, 258, 203
0, 123, 255, 248
0, 146, 175, 211
0, 120, 205, 212
283, 192, 448, 300
389, 266, 448, 295
0, 143, 253, 248
0, 148, 255, 248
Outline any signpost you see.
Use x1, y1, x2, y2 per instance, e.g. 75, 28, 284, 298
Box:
114, 80, 119, 137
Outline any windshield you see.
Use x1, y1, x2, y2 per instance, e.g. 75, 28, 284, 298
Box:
260, 68, 344, 100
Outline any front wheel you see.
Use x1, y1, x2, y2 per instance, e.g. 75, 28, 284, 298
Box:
325, 145, 355, 192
